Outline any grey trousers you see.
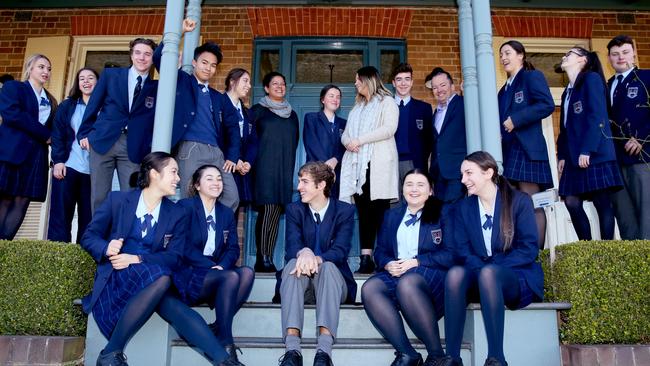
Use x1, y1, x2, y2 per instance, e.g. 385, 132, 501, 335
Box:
612, 163, 650, 239
175, 141, 239, 211
89, 134, 138, 213
280, 258, 347, 340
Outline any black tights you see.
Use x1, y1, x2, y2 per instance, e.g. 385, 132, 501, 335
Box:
0, 195, 30, 240
444, 265, 520, 364
198, 267, 255, 345
104, 275, 171, 354
354, 168, 390, 251
362, 273, 444, 358
157, 294, 228, 363
516, 182, 546, 249
564, 190, 616, 240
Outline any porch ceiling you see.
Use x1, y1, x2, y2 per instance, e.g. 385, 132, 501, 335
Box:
2, 0, 650, 11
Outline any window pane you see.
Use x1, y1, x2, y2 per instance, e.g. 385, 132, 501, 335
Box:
380, 50, 401, 83
528, 53, 569, 88
259, 50, 280, 81
295, 50, 363, 84
85, 51, 130, 74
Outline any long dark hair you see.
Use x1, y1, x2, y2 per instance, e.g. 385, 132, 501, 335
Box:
319, 84, 341, 110
131, 151, 175, 189
188, 164, 223, 198
500, 40, 535, 71
68, 67, 99, 100
463, 151, 515, 251
225, 67, 250, 92
572, 46, 607, 88
402, 169, 443, 225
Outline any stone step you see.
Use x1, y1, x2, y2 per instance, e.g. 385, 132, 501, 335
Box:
169, 337, 472, 366
196, 303, 434, 339
248, 273, 370, 303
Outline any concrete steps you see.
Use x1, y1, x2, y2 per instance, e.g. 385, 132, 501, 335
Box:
248, 273, 368, 303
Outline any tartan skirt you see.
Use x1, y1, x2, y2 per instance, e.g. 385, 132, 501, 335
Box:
372, 266, 446, 319
503, 139, 553, 189
172, 266, 211, 306
558, 160, 623, 196
92, 263, 170, 338
0, 144, 49, 201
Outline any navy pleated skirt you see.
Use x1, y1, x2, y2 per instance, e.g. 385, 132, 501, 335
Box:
0, 144, 49, 201
372, 266, 446, 319
558, 160, 622, 196
93, 263, 170, 338
173, 266, 211, 306
503, 139, 553, 189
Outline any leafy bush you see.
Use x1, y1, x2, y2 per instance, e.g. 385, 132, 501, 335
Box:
0, 240, 95, 336
546, 240, 650, 344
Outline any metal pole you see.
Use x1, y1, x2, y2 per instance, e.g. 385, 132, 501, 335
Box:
151, 0, 184, 152
458, 0, 482, 153
472, 0, 503, 165
181, 0, 202, 75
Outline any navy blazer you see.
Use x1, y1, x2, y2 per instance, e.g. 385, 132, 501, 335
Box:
78, 67, 157, 164
233, 106, 258, 202
607, 68, 650, 166
498, 70, 554, 161
430, 94, 466, 181
0, 80, 56, 165
80, 190, 188, 313
453, 190, 543, 300
177, 196, 239, 270
50, 97, 81, 164
303, 111, 347, 164
153, 43, 240, 161
397, 98, 433, 171
557, 72, 617, 166
284, 199, 357, 303
374, 203, 454, 272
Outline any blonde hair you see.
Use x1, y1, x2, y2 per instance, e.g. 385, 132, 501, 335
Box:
355, 66, 392, 104
22, 54, 51, 82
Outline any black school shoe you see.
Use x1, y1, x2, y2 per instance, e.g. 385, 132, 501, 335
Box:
96, 350, 128, 366
278, 350, 303, 366
390, 351, 423, 366
313, 350, 334, 366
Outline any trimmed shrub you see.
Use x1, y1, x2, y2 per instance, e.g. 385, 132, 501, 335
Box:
547, 240, 650, 344
0, 240, 95, 336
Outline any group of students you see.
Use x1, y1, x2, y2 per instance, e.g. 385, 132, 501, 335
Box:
0, 23, 648, 366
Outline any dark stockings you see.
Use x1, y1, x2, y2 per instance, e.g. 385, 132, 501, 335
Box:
564, 190, 616, 240
103, 276, 171, 354
361, 276, 418, 357
199, 267, 255, 345
354, 169, 390, 251
396, 273, 444, 358
157, 294, 229, 363
517, 182, 546, 249
444, 266, 520, 364
0, 195, 30, 240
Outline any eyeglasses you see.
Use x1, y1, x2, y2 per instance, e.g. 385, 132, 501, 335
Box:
270, 81, 286, 87
564, 50, 583, 58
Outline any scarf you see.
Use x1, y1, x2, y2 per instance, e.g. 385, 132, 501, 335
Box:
339, 95, 384, 203
258, 95, 292, 118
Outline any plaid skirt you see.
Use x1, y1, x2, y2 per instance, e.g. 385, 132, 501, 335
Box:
558, 160, 623, 196
172, 266, 211, 306
0, 144, 49, 201
372, 266, 446, 318
503, 139, 553, 189
93, 263, 170, 338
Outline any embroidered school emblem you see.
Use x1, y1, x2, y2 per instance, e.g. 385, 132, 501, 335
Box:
223, 230, 229, 244
145, 96, 155, 109
416, 119, 424, 130
514, 91, 524, 104
338, 128, 344, 136
248, 123, 253, 134
573, 101, 583, 114
431, 229, 442, 245
627, 87, 639, 99
163, 234, 173, 248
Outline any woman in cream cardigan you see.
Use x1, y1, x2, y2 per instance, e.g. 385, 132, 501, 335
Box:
340, 66, 399, 273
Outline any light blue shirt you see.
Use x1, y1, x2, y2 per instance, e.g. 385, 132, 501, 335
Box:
203, 205, 217, 256
396, 208, 421, 260
135, 192, 161, 238
477, 196, 494, 256
394, 95, 411, 106
434, 93, 455, 134
65, 100, 90, 174
227, 94, 245, 137
30, 82, 50, 125
128, 66, 148, 111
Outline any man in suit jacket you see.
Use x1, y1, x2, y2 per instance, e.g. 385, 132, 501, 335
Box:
78, 38, 158, 213
279, 162, 356, 366
391, 63, 433, 181
154, 19, 240, 210
607, 35, 650, 239
426, 67, 467, 204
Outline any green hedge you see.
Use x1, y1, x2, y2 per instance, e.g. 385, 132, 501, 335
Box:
545, 240, 650, 344
0, 240, 95, 336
